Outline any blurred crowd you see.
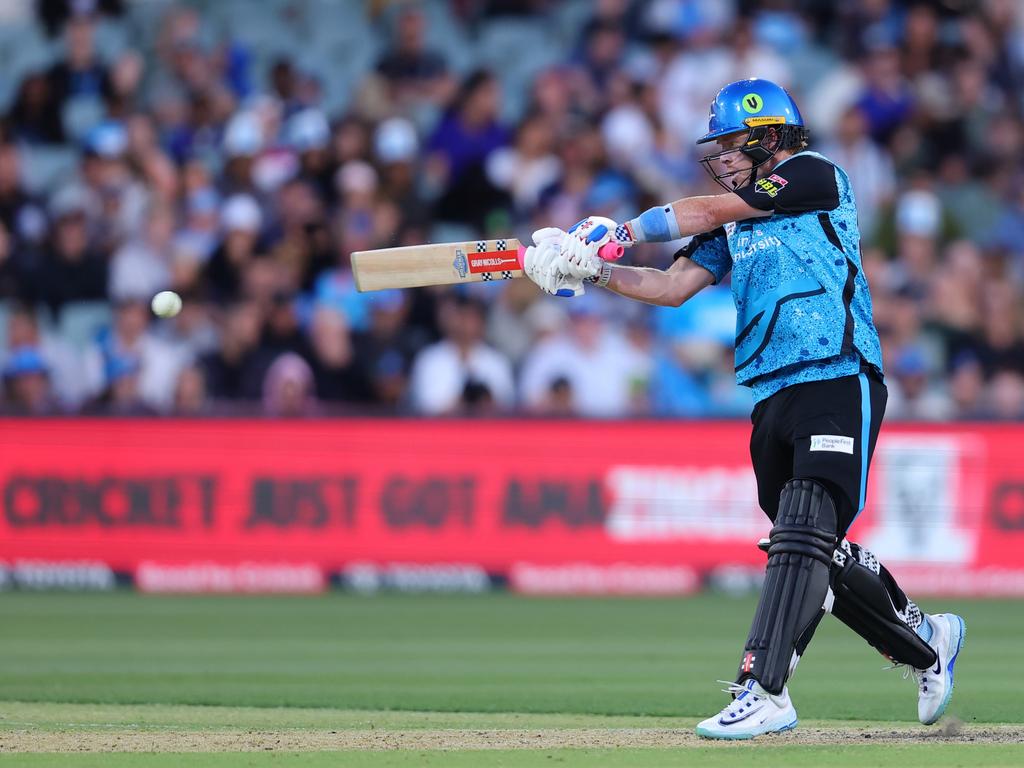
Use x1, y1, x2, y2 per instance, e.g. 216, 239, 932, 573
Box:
2, 0, 1024, 419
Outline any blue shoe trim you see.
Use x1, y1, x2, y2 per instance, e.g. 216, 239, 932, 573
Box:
695, 716, 797, 740
933, 614, 966, 722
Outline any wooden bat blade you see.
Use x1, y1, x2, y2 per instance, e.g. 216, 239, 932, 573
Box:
351, 239, 525, 291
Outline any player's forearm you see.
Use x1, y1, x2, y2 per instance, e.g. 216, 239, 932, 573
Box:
601, 263, 706, 307
624, 194, 764, 243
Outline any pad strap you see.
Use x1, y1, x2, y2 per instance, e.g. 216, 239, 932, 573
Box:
739, 478, 838, 694
829, 543, 937, 669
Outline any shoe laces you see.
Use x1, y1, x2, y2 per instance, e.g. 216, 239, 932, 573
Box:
714, 681, 764, 718
883, 663, 931, 694
718, 680, 755, 697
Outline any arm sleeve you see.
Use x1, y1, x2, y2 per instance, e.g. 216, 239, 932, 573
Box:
672, 227, 731, 285
733, 155, 840, 214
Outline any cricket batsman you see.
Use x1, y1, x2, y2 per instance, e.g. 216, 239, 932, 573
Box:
523, 78, 966, 739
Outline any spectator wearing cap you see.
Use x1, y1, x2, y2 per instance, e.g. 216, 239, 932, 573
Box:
108, 202, 175, 302
352, 289, 427, 409
947, 353, 986, 419
171, 364, 210, 415
199, 300, 266, 401
374, 117, 426, 225
268, 178, 332, 293
970, 281, 1024, 379
486, 113, 562, 216
77, 120, 148, 249
0, 142, 47, 263
854, 43, 915, 146
45, 11, 114, 134
22, 188, 107, 315
312, 162, 392, 333
819, 105, 896, 243
2, 346, 56, 414
333, 160, 397, 256
260, 288, 314, 364
427, 70, 511, 228
36, 0, 125, 38
885, 345, 954, 421
369, 5, 452, 116
308, 306, 372, 403
875, 187, 955, 293
83, 298, 190, 412
485, 279, 551, 368
409, 294, 513, 415
4, 303, 88, 408
202, 193, 263, 302
177, 186, 221, 263
6, 72, 66, 144
649, 283, 750, 417
85, 352, 156, 415
221, 111, 265, 196
0, 219, 16, 300
924, 240, 984, 369
287, 108, 334, 201
331, 116, 372, 167
519, 293, 650, 418
984, 368, 1024, 420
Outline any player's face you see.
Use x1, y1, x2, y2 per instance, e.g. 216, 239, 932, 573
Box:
714, 133, 754, 188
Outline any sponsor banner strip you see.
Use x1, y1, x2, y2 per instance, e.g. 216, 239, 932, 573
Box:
0, 419, 1021, 595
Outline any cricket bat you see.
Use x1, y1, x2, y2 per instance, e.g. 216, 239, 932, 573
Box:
351, 238, 623, 293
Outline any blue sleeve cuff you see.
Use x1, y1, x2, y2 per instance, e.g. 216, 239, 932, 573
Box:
630, 204, 681, 243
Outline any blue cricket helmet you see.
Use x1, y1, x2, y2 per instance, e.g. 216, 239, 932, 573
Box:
697, 78, 804, 145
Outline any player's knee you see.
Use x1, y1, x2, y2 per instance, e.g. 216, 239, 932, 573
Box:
766, 478, 838, 565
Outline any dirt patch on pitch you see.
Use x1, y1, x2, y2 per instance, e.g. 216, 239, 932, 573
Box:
2, 722, 1023, 752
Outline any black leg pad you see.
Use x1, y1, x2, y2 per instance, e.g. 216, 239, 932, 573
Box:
739, 479, 838, 694
829, 547, 937, 669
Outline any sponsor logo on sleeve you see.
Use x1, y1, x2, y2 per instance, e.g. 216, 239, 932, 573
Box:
810, 435, 854, 454
754, 173, 789, 197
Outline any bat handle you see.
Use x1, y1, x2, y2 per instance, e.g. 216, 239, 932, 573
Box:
597, 242, 624, 261
515, 241, 624, 270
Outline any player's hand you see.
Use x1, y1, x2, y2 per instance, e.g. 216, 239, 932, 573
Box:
569, 215, 637, 249
562, 216, 635, 280
524, 232, 584, 297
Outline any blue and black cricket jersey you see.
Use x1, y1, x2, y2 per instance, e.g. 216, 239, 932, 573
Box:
679, 150, 883, 403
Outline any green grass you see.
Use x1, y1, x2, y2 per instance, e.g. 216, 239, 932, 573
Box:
4, 745, 1024, 768
0, 593, 1014, 721
0, 593, 1021, 766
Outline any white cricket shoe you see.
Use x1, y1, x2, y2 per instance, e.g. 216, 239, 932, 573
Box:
695, 678, 798, 740
914, 613, 966, 725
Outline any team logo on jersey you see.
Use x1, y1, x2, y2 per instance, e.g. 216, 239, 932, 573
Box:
754, 173, 789, 197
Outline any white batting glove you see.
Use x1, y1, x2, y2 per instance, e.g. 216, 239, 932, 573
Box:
562, 216, 625, 280
524, 232, 584, 297
569, 215, 637, 249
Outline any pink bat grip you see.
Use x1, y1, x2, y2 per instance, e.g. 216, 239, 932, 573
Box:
515, 241, 623, 270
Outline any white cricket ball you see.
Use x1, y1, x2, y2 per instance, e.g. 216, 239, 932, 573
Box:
151, 290, 183, 318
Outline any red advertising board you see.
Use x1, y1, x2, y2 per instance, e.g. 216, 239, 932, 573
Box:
1, 419, 1022, 594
